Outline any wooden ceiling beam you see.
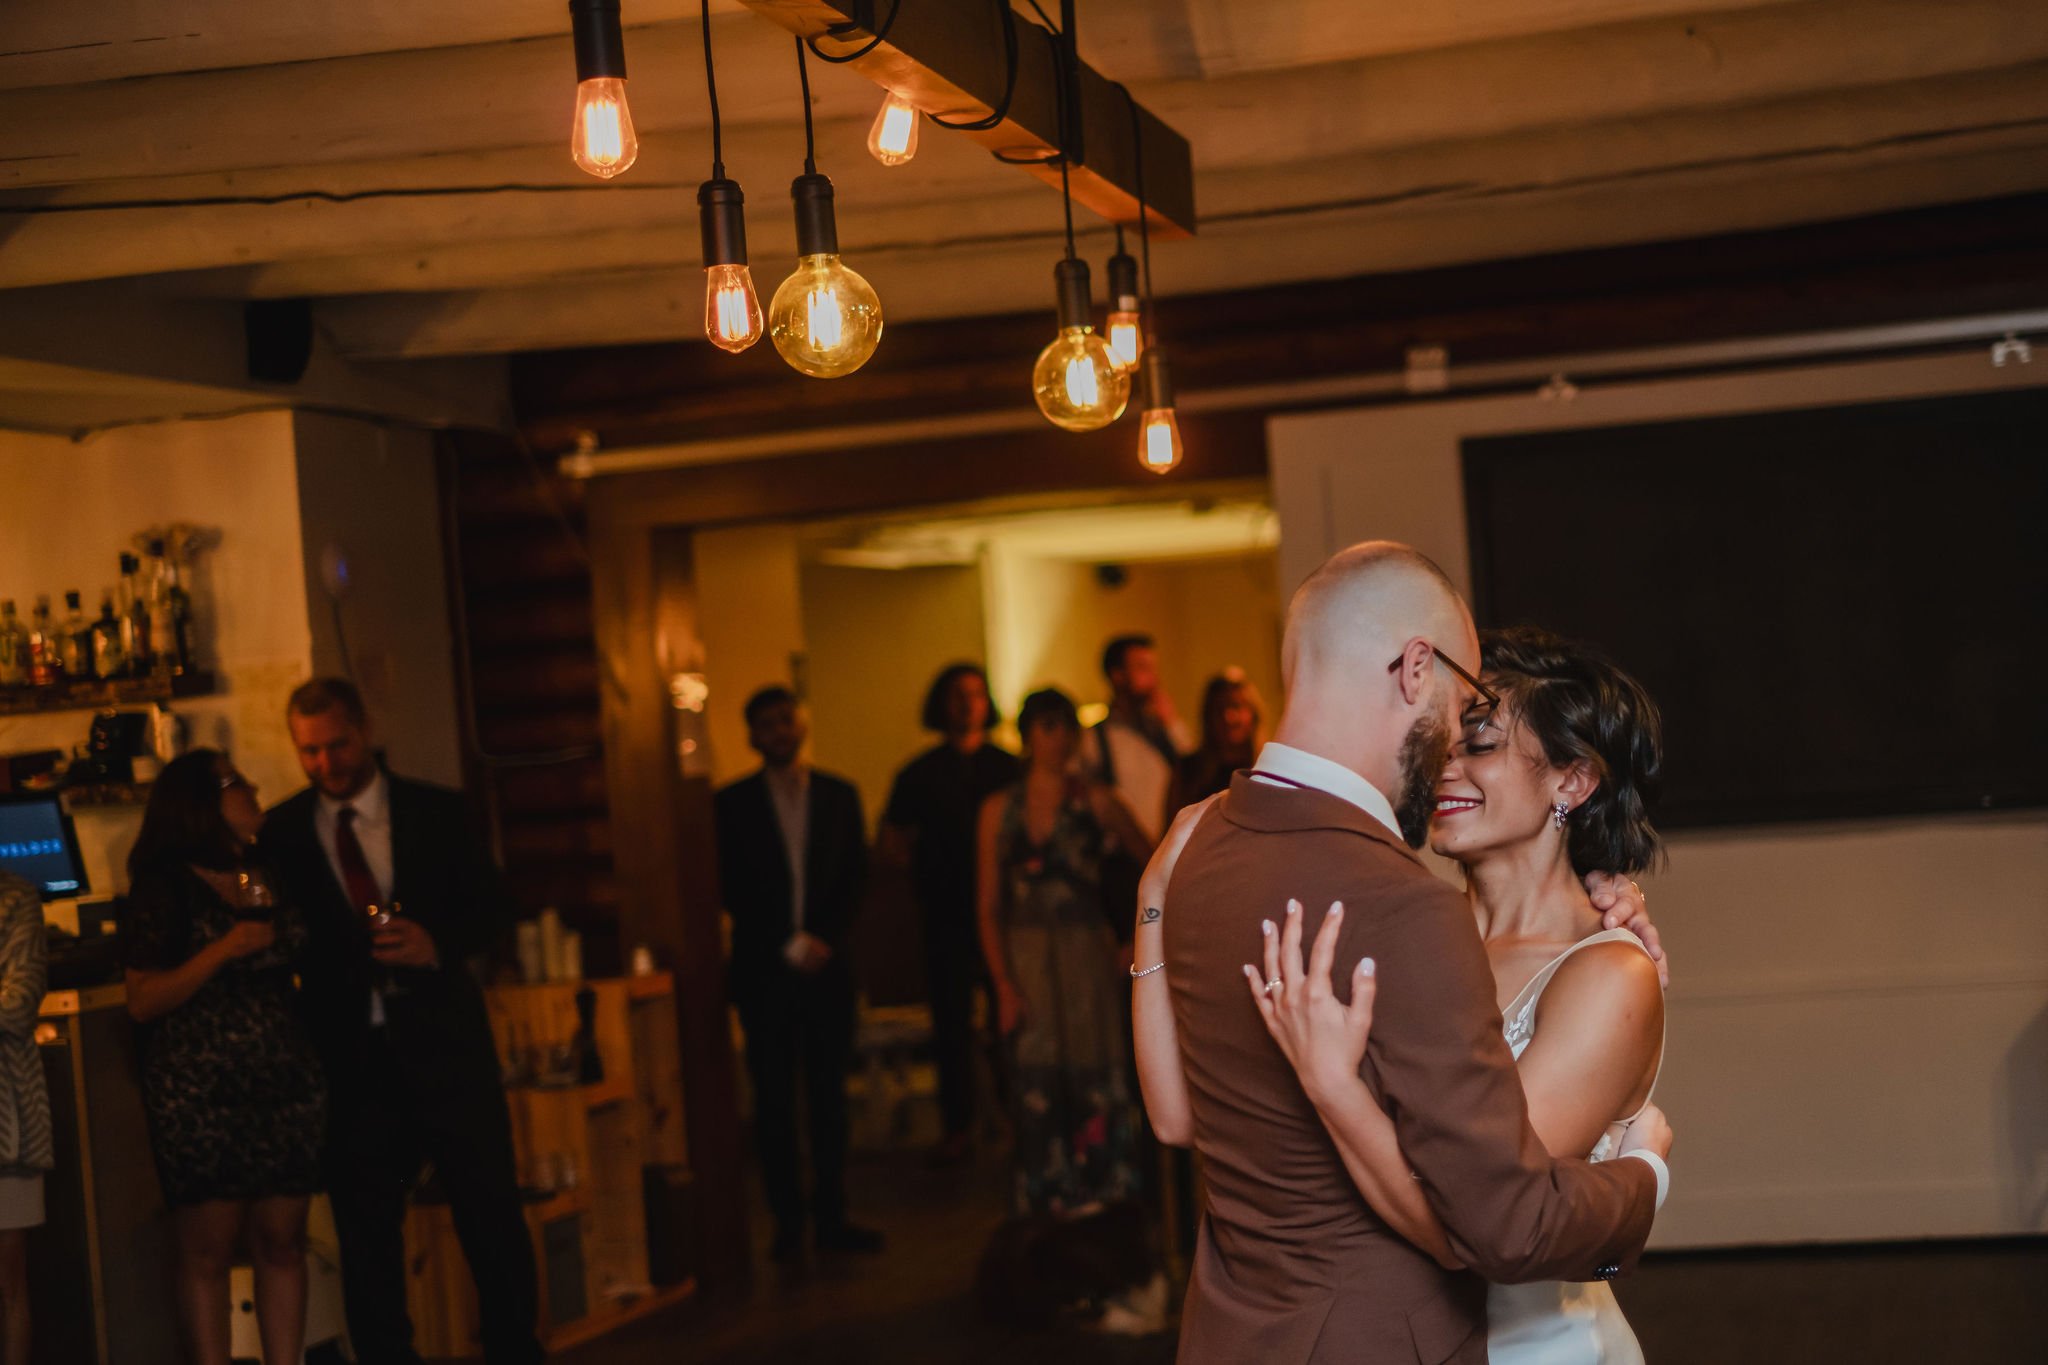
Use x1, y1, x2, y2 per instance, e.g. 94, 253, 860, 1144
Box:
506, 190, 2048, 458
737, 0, 1195, 236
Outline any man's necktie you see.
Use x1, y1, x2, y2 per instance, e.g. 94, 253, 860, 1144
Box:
333, 806, 384, 914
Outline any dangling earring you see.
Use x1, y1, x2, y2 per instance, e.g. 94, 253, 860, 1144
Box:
1552, 800, 1570, 830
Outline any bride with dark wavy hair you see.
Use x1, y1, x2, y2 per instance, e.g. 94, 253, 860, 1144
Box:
1247, 625, 1669, 1363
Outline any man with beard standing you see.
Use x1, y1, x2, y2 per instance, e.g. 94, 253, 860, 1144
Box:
1149, 543, 1671, 1364
263, 679, 540, 1365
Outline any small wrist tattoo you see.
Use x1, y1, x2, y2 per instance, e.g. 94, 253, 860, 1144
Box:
1142, 906, 1161, 923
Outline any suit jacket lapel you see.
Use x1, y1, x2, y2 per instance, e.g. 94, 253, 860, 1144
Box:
385, 776, 417, 906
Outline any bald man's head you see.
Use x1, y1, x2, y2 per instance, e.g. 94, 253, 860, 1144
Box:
1270, 542, 1479, 846
1282, 541, 1472, 688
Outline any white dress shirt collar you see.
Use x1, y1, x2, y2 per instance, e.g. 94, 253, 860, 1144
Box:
1250, 741, 1403, 842
320, 767, 390, 827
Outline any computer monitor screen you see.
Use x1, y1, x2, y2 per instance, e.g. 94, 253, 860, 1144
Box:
0, 794, 90, 900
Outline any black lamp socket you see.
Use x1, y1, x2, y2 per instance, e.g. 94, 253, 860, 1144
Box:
570, 0, 628, 82
1141, 347, 1175, 410
1054, 258, 1094, 332
698, 179, 749, 268
1106, 248, 1140, 310
791, 173, 840, 257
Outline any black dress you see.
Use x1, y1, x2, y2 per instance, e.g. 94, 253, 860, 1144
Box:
122, 864, 326, 1207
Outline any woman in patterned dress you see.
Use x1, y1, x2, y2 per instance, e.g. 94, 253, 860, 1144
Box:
123, 749, 326, 1365
976, 688, 1154, 1219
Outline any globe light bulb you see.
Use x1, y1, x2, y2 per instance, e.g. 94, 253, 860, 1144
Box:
770, 174, 884, 378
571, 77, 638, 179
1033, 327, 1128, 431
1033, 258, 1129, 431
770, 254, 883, 378
867, 90, 921, 167
705, 264, 764, 353
1136, 348, 1182, 473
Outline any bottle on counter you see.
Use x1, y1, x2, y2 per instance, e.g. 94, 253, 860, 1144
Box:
60, 591, 92, 680
91, 595, 127, 679
117, 552, 149, 675
0, 600, 25, 687
28, 595, 62, 689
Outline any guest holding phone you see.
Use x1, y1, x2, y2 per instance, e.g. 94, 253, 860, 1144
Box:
123, 750, 325, 1365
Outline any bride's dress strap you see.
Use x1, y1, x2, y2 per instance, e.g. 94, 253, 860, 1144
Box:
1502, 927, 1666, 1117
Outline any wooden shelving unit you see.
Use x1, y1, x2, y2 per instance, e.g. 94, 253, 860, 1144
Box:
0, 668, 215, 716
402, 973, 695, 1359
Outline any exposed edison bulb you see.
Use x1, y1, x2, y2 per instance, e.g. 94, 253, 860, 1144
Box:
867, 90, 921, 167
1032, 326, 1129, 431
1106, 308, 1142, 372
769, 254, 884, 378
1138, 406, 1183, 474
704, 264, 764, 353
571, 77, 639, 179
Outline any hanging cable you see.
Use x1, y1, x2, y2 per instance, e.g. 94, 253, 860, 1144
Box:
931, 0, 1022, 131
795, 37, 819, 175
807, 0, 902, 63
702, 0, 725, 178
993, 24, 1069, 166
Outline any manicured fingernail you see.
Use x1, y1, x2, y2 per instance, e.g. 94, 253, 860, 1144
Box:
1261, 920, 1274, 936
1286, 900, 1301, 916
1329, 904, 1343, 919
1359, 957, 1376, 977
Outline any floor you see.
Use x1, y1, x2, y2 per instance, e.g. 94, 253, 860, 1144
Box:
556, 1147, 2048, 1365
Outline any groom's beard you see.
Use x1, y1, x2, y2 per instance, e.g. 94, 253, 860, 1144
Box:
1393, 712, 1454, 849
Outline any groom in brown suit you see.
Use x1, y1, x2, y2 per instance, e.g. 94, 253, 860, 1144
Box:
1161, 542, 1671, 1363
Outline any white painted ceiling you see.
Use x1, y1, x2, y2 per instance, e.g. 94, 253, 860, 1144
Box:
1, 0, 2043, 363
801, 496, 1278, 569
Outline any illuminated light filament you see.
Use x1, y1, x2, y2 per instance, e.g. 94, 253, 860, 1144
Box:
868, 91, 921, 166
806, 289, 846, 350
571, 77, 639, 179
1063, 354, 1101, 408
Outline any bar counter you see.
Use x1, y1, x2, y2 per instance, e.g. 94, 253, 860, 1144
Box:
32, 981, 179, 1365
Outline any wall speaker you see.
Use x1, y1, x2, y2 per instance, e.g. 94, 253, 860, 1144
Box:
244, 298, 315, 384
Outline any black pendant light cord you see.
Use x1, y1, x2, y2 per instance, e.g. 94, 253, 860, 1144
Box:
795, 38, 818, 176
932, 0, 1022, 131
808, 0, 901, 64
701, 0, 724, 178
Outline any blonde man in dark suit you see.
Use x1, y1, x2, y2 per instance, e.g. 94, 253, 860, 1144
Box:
1132, 542, 1673, 1364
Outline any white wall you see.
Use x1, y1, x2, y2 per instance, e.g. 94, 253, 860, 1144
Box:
1267, 350, 2048, 1248
982, 547, 1284, 743
293, 412, 462, 787
0, 412, 311, 898
799, 561, 987, 828
693, 523, 808, 788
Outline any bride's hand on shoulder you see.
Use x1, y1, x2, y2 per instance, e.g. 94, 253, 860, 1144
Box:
1584, 870, 1668, 987
1244, 898, 1377, 1105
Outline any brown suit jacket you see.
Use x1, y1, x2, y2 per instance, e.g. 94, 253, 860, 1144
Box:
1166, 773, 1657, 1365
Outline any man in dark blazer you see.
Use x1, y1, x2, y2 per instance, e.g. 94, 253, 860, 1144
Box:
1158, 544, 1672, 1364
714, 686, 882, 1264
261, 678, 539, 1365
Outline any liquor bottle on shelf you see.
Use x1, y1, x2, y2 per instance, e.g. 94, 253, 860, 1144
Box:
145, 539, 176, 676
117, 552, 150, 676
27, 596, 61, 689
91, 595, 127, 680
60, 591, 92, 681
0, 600, 25, 688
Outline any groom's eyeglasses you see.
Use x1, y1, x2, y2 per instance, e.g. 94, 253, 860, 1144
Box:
1387, 644, 1501, 737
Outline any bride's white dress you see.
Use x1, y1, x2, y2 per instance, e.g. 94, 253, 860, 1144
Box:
1486, 927, 1664, 1365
